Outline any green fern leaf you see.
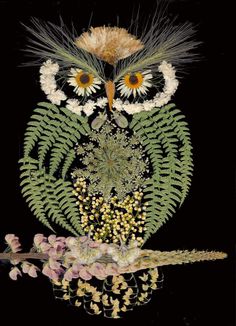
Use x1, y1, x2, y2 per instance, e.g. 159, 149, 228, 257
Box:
43, 174, 79, 235
54, 179, 84, 234
130, 103, 193, 243
23, 102, 59, 157
61, 149, 76, 179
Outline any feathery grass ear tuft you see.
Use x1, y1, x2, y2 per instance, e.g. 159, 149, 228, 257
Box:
21, 18, 105, 80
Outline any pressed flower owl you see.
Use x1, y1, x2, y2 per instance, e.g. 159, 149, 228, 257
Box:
0, 4, 227, 320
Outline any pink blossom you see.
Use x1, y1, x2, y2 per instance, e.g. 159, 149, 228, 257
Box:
48, 235, 57, 245
72, 262, 83, 273
42, 264, 60, 280
48, 235, 65, 245
5, 234, 21, 253
100, 243, 109, 254
49, 258, 61, 270
33, 234, 46, 247
65, 237, 77, 247
79, 236, 88, 243
28, 265, 39, 278
105, 263, 119, 276
64, 268, 79, 281
10, 259, 21, 266
88, 263, 107, 280
64, 268, 74, 281
22, 262, 39, 278
22, 262, 31, 273
48, 245, 64, 259
79, 267, 92, 280
39, 242, 52, 253
5, 234, 16, 243
11, 239, 21, 252
55, 236, 66, 244
88, 241, 100, 248
9, 267, 22, 280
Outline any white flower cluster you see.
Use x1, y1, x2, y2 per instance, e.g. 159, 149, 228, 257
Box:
66, 97, 108, 116
65, 236, 103, 265
154, 61, 179, 107
63, 236, 140, 268
107, 241, 140, 267
39, 60, 67, 105
115, 60, 179, 115
39, 60, 109, 116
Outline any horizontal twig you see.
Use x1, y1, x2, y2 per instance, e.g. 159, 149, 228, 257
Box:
0, 252, 48, 261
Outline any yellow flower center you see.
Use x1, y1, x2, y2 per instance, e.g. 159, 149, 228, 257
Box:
75, 71, 94, 88
124, 72, 143, 89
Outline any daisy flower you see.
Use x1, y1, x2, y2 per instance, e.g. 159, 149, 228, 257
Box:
117, 70, 152, 98
67, 68, 101, 96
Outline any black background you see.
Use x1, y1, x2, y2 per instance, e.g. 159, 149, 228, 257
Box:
0, 0, 235, 325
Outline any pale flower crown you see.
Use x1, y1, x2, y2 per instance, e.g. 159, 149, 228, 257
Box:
75, 26, 144, 65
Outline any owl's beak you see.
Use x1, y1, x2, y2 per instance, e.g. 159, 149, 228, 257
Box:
105, 80, 115, 111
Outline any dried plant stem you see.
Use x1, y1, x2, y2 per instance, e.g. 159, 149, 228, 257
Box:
140, 250, 227, 267
0, 252, 48, 261
0, 250, 227, 266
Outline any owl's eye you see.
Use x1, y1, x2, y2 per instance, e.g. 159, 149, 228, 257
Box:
117, 70, 153, 98
67, 68, 102, 96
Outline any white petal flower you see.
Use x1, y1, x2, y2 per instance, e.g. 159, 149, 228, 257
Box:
83, 100, 96, 116
117, 70, 153, 99
158, 60, 176, 79
66, 99, 83, 115
40, 75, 57, 94
113, 98, 124, 111
47, 90, 67, 105
39, 59, 59, 75
164, 79, 179, 95
67, 68, 101, 97
123, 103, 143, 114
96, 97, 108, 108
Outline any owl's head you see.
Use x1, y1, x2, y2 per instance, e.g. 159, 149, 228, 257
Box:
23, 10, 199, 122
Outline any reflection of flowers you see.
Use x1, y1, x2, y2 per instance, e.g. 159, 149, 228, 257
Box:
73, 123, 147, 200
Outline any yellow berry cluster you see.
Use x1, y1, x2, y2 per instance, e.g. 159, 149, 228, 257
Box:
73, 178, 147, 246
